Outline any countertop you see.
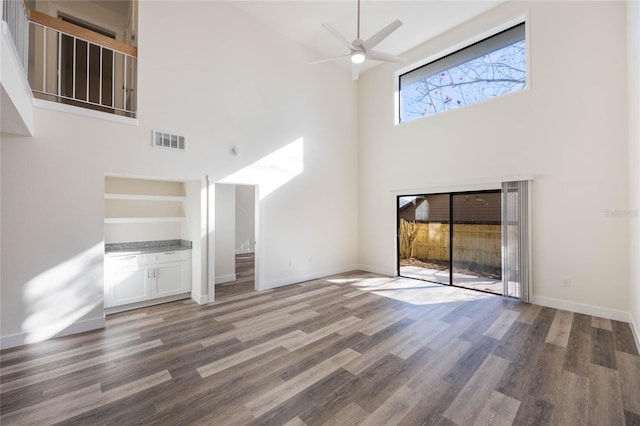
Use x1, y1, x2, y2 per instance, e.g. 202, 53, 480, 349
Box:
105, 239, 192, 256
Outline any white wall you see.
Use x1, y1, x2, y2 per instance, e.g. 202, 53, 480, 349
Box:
235, 184, 255, 254
215, 183, 236, 284
183, 179, 205, 302
0, 1, 358, 346
358, 1, 630, 319
629, 0, 640, 345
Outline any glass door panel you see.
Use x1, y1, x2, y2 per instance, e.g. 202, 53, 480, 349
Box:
451, 192, 502, 294
398, 194, 450, 284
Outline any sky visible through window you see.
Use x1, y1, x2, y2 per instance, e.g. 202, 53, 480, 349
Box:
400, 40, 526, 122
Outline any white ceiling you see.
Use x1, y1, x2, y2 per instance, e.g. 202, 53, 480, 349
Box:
228, 0, 506, 74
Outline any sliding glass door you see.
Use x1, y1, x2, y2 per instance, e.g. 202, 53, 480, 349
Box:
398, 190, 503, 296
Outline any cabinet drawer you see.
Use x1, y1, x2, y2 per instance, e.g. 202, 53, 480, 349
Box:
151, 251, 185, 263
105, 254, 148, 268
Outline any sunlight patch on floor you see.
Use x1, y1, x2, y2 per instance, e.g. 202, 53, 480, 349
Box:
328, 275, 495, 305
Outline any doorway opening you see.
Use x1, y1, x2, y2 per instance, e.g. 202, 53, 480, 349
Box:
398, 190, 504, 295
214, 183, 258, 300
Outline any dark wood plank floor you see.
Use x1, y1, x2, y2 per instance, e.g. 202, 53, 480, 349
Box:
215, 253, 255, 299
1, 271, 639, 425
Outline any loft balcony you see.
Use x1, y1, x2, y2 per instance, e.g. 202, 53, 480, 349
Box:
1, 0, 137, 134
27, 8, 137, 118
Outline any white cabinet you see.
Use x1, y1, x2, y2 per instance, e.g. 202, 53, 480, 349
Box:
109, 265, 150, 306
105, 250, 191, 309
154, 262, 188, 298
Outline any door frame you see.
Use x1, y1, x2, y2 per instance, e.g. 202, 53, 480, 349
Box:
396, 188, 502, 295
207, 181, 260, 303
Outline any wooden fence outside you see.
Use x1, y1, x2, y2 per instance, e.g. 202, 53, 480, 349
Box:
410, 223, 502, 268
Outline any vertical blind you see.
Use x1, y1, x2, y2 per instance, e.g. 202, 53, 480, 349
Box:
501, 180, 531, 302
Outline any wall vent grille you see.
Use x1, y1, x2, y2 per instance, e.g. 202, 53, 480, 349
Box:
153, 130, 186, 151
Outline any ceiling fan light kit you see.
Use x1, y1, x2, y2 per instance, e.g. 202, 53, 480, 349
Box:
313, 0, 407, 80
351, 52, 366, 64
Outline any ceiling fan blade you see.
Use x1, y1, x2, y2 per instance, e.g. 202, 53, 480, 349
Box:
366, 50, 407, 63
321, 23, 354, 51
309, 54, 351, 65
352, 62, 361, 80
363, 19, 403, 51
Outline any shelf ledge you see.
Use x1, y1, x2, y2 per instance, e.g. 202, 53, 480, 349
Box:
104, 193, 186, 202
104, 217, 186, 223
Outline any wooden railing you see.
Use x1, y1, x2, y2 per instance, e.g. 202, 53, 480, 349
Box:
27, 7, 137, 117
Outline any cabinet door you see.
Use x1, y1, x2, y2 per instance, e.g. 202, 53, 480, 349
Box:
105, 266, 150, 308
153, 262, 188, 298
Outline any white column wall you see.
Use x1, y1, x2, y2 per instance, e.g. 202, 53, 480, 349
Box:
629, 0, 640, 346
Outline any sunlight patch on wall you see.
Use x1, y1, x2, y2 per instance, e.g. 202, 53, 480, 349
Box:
22, 243, 103, 343
220, 138, 304, 199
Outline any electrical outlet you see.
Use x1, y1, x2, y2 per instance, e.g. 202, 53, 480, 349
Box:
562, 277, 571, 288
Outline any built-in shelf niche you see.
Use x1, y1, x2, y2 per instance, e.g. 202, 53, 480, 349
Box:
104, 176, 187, 242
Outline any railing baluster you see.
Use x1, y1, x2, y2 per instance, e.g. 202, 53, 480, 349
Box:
111, 49, 115, 108
57, 33, 61, 97
124, 54, 127, 111
72, 36, 76, 100
43, 27, 47, 93
86, 41, 89, 101
99, 45, 102, 106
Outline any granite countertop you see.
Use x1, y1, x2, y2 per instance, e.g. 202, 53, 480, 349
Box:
105, 239, 192, 255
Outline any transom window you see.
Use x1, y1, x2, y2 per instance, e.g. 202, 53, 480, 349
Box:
399, 23, 526, 123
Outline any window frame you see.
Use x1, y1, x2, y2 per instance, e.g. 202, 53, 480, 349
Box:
394, 15, 530, 125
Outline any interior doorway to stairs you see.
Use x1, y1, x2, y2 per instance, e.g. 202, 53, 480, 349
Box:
214, 183, 258, 300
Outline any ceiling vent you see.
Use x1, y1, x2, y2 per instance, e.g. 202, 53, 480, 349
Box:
153, 130, 186, 151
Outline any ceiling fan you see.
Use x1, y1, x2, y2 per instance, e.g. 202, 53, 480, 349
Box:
311, 0, 407, 80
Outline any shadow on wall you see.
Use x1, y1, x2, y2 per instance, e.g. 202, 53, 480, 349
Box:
22, 243, 104, 344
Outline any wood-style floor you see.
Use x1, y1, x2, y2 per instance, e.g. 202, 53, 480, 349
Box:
216, 253, 255, 300
1, 271, 639, 425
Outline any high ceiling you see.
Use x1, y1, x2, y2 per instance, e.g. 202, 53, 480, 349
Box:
228, 0, 506, 74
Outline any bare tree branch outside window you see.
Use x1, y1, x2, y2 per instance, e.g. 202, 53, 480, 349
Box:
400, 40, 526, 122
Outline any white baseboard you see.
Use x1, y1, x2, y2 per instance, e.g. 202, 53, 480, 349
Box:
0, 316, 105, 350
215, 274, 236, 284
357, 264, 396, 277
531, 296, 631, 323
262, 264, 360, 290
191, 291, 208, 305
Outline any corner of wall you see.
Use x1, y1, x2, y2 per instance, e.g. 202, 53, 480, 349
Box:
628, 0, 640, 355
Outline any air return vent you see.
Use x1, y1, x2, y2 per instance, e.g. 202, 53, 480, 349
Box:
153, 130, 186, 151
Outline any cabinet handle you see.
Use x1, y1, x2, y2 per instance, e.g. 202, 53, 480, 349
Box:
164, 252, 175, 255
147, 270, 151, 279
119, 256, 136, 260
